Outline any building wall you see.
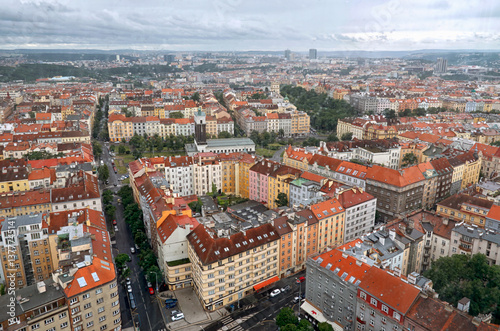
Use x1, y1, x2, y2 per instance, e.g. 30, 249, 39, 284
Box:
344, 199, 377, 243
188, 239, 279, 311
68, 280, 121, 331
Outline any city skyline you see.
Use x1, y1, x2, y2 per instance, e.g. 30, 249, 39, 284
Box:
0, 0, 499, 51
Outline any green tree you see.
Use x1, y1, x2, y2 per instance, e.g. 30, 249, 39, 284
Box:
98, 165, 110, 181
318, 322, 334, 331
251, 92, 267, 99
115, 253, 131, 270
297, 319, 314, 331
383, 108, 396, 119
424, 254, 500, 320
92, 141, 103, 158
327, 133, 339, 142
278, 128, 285, 138
276, 307, 298, 328
118, 145, 127, 154
402, 152, 418, 167
121, 267, 131, 279
218, 131, 232, 139
134, 231, 149, 250
29, 111, 35, 118
191, 92, 200, 102
170, 111, 184, 119
275, 192, 288, 207
146, 265, 163, 287
281, 324, 298, 331
105, 204, 116, 219
341, 132, 353, 141
102, 189, 114, 205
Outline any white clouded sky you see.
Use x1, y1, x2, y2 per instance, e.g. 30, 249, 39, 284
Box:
0, 0, 499, 51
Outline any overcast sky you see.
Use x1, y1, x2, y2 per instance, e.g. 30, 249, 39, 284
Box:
1, 0, 499, 51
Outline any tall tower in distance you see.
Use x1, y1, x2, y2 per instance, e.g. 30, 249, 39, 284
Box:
194, 110, 207, 145
435, 58, 448, 73
309, 49, 317, 60
284, 49, 292, 61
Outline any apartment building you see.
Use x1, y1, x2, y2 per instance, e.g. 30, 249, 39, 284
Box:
0, 214, 52, 289
187, 223, 280, 311
0, 278, 71, 331
192, 153, 221, 196
429, 157, 453, 204
53, 258, 121, 331
365, 165, 425, 220
337, 187, 377, 243
437, 194, 493, 228
249, 160, 280, 205
310, 198, 346, 251
272, 209, 319, 278
156, 214, 198, 290
449, 223, 500, 265
267, 165, 302, 209
164, 156, 195, 196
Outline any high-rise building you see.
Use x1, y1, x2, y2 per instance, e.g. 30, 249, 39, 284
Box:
164, 54, 176, 62
435, 57, 448, 73
284, 49, 291, 61
194, 110, 207, 145
309, 48, 317, 60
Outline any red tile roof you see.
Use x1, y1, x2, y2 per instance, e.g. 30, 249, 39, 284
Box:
359, 266, 420, 314
64, 257, 116, 298
366, 165, 425, 187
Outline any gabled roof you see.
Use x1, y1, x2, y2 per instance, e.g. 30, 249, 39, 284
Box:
366, 165, 425, 187
64, 257, 116, 298
337, 188, 375, 209
187, 223, 280, 265
311, 198, 344, 220
359, 266, 420, 314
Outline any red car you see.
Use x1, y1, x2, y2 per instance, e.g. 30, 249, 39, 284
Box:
113, 220, 117, 225
148, 287, 154, 295
296, 276, 305, 283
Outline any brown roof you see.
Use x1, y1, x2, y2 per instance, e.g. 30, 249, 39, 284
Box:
187, 223, 280, 265
406, 295, 499, 331
438, 194, 493, 211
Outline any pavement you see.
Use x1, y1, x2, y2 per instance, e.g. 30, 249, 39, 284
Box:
270, 145, 286, 162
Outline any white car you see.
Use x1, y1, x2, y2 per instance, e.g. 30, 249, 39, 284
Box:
127, 285, 132, 293
130, 247, 136, 254
171, 312, 184, 321
270, 289, 281, 297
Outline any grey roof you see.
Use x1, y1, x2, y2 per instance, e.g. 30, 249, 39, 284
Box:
206, 138, 255, 147
0, 278, 65, 322
0, 213, 44, 231
453, 223, 500, 246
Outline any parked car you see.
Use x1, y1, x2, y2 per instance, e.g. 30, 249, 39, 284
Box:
293, 296, 301, 303
148, 287, 154, 295
270, 289, 281, 297
165, 301, 177, 309
296, 276, 306, 283
113, 219, 117, 225
282, 285, 291, 292
147, 281, 152, 288
126, 278, 131, 286
130, 298, 136, 309
172, 312, 184, 321
127, 285, 132, 293
130, 247, 135, 254
114, 226, 119, 232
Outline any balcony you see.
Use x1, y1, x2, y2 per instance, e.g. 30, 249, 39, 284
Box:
459, 244, 472, 252
356, 316, 366, 324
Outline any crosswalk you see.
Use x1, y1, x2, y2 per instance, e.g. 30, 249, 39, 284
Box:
219, 316, 245, 331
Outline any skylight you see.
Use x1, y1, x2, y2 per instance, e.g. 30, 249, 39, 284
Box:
77, 277, 87, 287
91, 272, 100, 282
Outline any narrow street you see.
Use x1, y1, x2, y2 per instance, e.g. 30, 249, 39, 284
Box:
101, 142, 167, 331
